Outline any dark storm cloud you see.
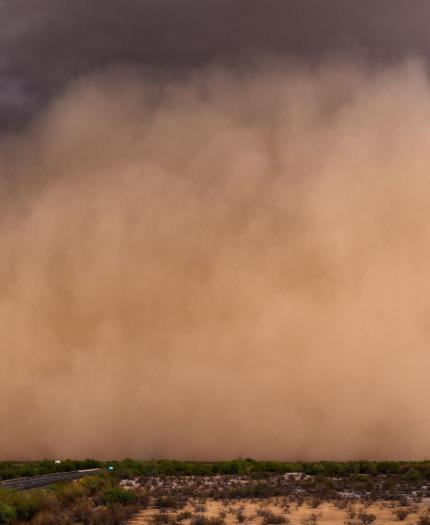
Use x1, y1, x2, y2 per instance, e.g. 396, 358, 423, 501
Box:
1, 0, 430, 129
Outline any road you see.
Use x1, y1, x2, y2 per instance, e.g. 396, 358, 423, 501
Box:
0, 468, 102, 491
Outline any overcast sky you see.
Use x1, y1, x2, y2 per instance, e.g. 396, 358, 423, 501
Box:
1, 0, 430, 129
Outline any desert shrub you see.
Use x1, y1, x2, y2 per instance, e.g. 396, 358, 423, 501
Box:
0, 502, 16, 525
301, 514, 318, 525
177, 510, 193, 521
31, 509, 74, 525
406, 469, 422, 481
156, 495, 182, 509
0, 489, 51, 521
259, 510, 287, 525
89, 504, 136, 525
417, 511, 430, 525
102, 487, 137, 505
134, 491, 151, 507
54, 480, 86, 504
206, 518, 225, 525
394, 508, 410, 521
236, 510, 246, 522
21, 490, 51, 519
345, 505, 356, 519
80, 475, 109, 496
70, 496, 95, 524
358, 511, 376, 524
190, 516, 225, 525
152, 511, 172, 524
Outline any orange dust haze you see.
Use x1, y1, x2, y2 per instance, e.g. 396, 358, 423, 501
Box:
1, 59, 430, 460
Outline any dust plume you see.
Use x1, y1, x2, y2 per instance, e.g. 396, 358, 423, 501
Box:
1, 59, 430, 460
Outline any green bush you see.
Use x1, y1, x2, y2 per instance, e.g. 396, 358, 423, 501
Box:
406, 469, 422, 481
79, 475, 109, 496
0, 489, 50, 520
102, 487, 137, 505
0, 502, 16, 525
53, 480, 85, 504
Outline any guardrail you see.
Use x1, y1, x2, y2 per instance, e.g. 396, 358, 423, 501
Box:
0, 468, 102, 491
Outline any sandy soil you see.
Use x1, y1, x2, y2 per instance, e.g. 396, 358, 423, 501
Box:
128, 498, 426, 525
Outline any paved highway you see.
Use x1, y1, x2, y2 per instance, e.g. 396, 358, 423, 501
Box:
0, 468, 102, 491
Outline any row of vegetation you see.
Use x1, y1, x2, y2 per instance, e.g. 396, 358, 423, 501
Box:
4, 459, 430, 481
94, 459, 430, 479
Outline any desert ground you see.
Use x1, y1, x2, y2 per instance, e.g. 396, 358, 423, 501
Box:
128, 498, 429, 525
120, 468, 430, 525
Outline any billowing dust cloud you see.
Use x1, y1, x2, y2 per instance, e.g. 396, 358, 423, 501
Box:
1, 59, 430, 460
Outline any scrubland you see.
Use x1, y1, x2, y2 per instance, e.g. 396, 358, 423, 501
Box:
2, 461, 430, 524
130, 498, 430, 525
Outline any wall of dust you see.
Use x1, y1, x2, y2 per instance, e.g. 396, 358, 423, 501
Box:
1, 60, 430, 460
